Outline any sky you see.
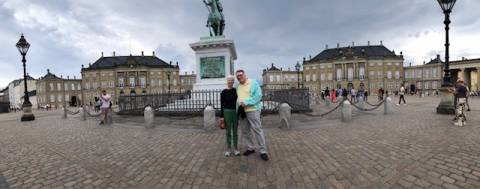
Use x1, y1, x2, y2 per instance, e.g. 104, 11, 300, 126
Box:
1, 0, 480, 88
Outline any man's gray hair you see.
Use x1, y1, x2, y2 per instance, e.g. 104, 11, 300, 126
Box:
226, 75, 235, 80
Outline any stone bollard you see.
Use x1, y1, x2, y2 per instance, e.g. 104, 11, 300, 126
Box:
278, 103, 292, 129
341, 100, 352, 122
144, 106, 155, 128
203, 106, 216, 131
357, 96, 365, 109
384, 97, 392, 115
79, 107, 86, 121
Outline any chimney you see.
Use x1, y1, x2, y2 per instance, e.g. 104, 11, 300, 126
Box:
303, 57, 306, 62
169, 61, 172, 65
309, 55, 312, 60
74, 76, 76, 79
368, 41, 370, 46
101, 52, 104, 57
325, 44, 328, 49
185, 72, 187, 75
176, 61, 179, 67
462, 57, 465, 60
337, 43, 340, 48
352, 42, 355, 46
436, 54, 440, 60
67, 76, 69, 79
88, 63, 91, 67
380, 40, 383, 45
423, 61, 426, 65
141, 51, 144, 56
192, 71, 194, 74
113, 51, 116, 57
81, 64, 84, 68
47, 69, 50, 74
409, 62, 412, 67
152, 51, 156, 57
400, 51, 403, 56
61, 75, 63, 79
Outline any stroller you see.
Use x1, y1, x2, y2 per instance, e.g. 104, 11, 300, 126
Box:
454, 98, 467, 126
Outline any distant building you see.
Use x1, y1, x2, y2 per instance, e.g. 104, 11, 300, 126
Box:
262, 63, 302, 90
405, 55, 480, 94
0, 87, 9, 113
180, 71, 196, 93
81, 52, 180, 104
36, 69, 82, 108
404, 55, 443, 94
8, 75, 37, 109
303, 42, 404, 95
0, 87, 9, 102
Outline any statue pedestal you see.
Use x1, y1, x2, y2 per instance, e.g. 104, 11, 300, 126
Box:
190, 36, 237, 91
436, 87, 455, 114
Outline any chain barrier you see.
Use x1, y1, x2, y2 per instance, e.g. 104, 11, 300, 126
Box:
365, 100, 385, 107
66, 109, 80, 115
84, 108, 102, 117
347, 99, 386, 112
319, 99, 347, 117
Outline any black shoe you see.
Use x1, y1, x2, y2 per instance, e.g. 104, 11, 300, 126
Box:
467, 109, 471, 111
243, 150, 255, 156
99, 121, 104, 125
260, 153, 269, 161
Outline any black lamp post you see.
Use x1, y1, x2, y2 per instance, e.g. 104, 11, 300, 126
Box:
295, 61, 301, 88
16, 34, 35, 121
436, 0, 457, 114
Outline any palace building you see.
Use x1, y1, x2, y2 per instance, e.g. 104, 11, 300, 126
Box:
262, 63, 302, 90
36, 69, 82, 108
302, 42, 404, 95
81, 52, 180, 105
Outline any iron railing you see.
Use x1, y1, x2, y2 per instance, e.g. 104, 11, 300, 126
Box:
117, 88, 311, 115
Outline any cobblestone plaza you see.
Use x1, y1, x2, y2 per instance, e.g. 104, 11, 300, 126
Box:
0, 96, 479, 189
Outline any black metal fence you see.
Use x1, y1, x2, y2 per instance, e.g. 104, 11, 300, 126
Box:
117, 88, 310, 115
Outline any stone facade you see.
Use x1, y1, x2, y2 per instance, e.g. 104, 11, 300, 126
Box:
81, 52, 180, 105
179, 72, 196, 93
8, 76, 37, 109
303, 43, 404, 95
404, 55, 480, 94
36, 69, 82, 108
262, 63, 302, 90
404, 55, 443, 95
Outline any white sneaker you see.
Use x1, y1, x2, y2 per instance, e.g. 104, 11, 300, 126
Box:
396, 104, 400, 106
233, 150, 240, 156
224, 151, 231, 157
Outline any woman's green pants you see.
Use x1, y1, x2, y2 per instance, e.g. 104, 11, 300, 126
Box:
223, 109, 238, 148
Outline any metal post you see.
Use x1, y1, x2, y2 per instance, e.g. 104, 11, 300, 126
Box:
442, 11, 452, 87
22, 55, 30, 105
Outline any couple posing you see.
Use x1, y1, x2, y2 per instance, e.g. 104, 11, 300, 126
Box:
220, 70, 269, 161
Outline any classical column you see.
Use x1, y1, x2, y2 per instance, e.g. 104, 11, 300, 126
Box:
476, 67, 480, 91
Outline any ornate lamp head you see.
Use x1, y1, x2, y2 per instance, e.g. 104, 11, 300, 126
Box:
437, 0, 457, 13
16, 34, 30, 56
295, 62, 301, 71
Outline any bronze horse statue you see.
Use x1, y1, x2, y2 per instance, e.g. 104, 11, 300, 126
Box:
203, 0, 225, 36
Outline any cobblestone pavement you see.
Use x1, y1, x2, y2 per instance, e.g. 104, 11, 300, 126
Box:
0, 97, 479, 189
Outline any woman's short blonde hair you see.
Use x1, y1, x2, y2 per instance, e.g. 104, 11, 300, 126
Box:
226, 75, 235, 81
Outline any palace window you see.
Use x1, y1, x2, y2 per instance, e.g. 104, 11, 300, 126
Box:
50, 95, 55, 102
306, 75, 311, 82
347, 67, 353, 81
387, 71, 392, 79
140, 77, 146, 88
395, 71, 400, 79
312, 74, 317, 82
328, 73, 333, 81
320, 74, 325, 81
269, 75, 273, 83
118, 77, 125, 87
49, 83, 54, 91
276, 75, 281, 82
58, 95, 62, 102
64, 83, 69, 91
336, 69, 342, 81
57, 83, 61, 91
129, 76, 136, 87
359, 67, 365, 80
377, 71, 383, 79
369, 71, 375, 78
71, 83, 75, 91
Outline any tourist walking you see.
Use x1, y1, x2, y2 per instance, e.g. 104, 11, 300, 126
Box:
235, 70, 269, 161
99, 90, 111, 125
324, 87, 330, 102
452, 79, 468, 126
331, 88, 337, 103
350, 87, 357, 103
220, 75, 240, 157
378, 88, 384, 101
397, 84, 407, 105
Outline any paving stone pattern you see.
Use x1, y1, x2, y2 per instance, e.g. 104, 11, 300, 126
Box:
0, 97, 479, 189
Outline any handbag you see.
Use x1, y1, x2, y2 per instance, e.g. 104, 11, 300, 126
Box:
219, 119, 225, 129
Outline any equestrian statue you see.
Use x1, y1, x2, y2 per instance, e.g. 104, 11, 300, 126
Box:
203, 0, 225, 36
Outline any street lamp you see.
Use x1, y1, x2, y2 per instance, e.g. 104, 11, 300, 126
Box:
16, 34, 35, 121
436, 0, 457, 114
295, 61, 301, 88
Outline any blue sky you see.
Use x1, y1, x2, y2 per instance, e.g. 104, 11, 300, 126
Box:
1, 0, 480, 88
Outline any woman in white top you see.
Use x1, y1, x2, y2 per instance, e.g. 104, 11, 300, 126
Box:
99, 90, 111, 125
